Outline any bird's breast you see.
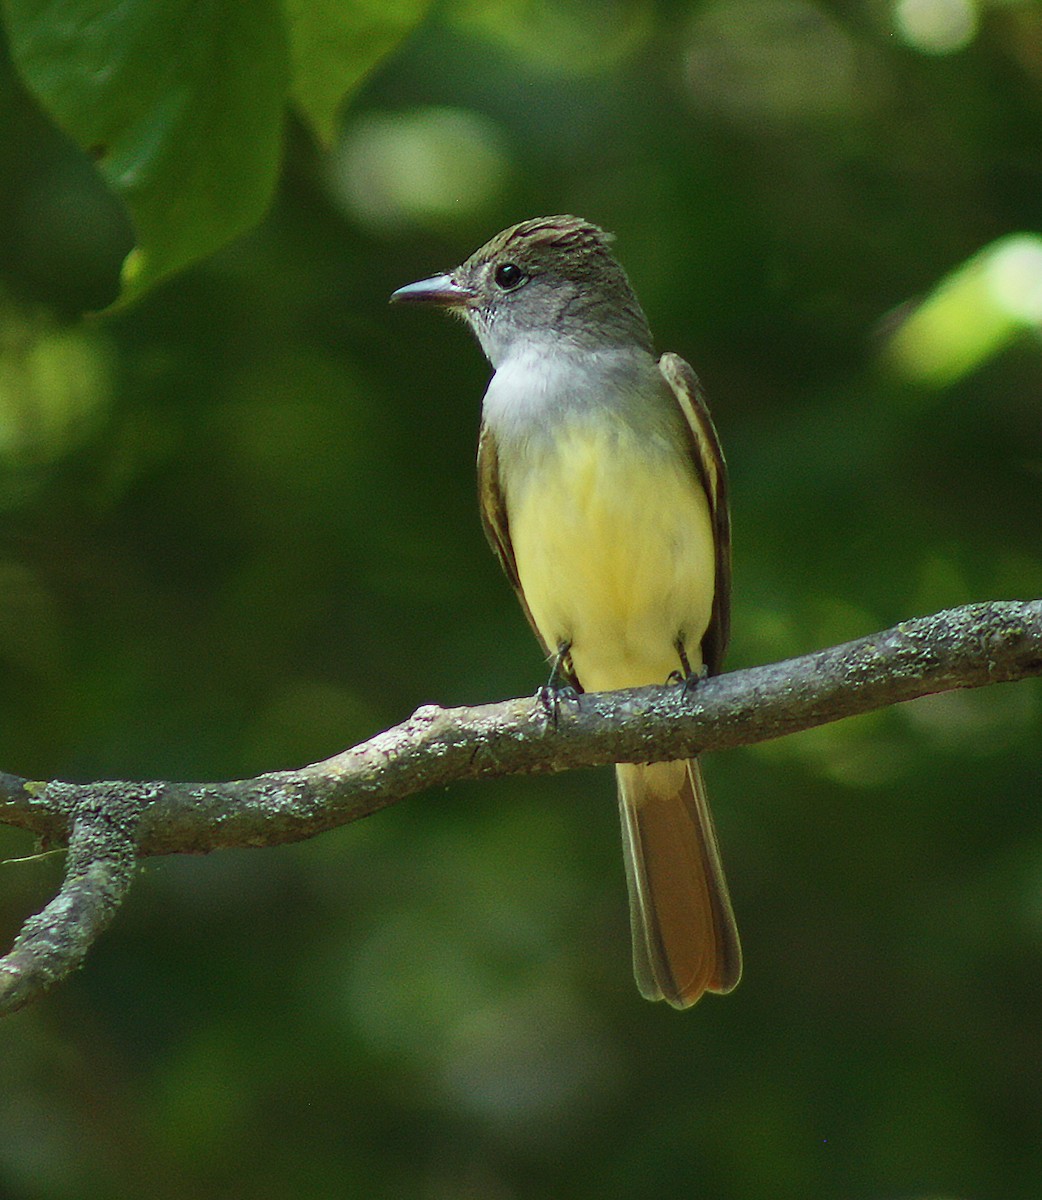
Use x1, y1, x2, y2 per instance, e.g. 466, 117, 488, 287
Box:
500, 415, 716, 692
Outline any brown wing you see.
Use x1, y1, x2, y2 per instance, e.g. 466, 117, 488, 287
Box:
658, 352, 732, 676
476, 423, 581, 687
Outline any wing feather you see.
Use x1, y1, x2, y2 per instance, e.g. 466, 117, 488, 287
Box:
658, 352, 732, 676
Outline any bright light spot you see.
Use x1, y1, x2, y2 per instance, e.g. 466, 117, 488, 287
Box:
0, 304, 113, 478
884, 233, 1042, 387
685, 0, 870, 126
895, 0, 977, 55
987, 235, 1042, 323
330, 107, 510, 233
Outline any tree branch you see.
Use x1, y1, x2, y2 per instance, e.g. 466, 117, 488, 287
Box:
2, 599, 1040, 1015
0, 788, 146, 1013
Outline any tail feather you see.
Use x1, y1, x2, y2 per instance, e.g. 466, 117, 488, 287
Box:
618, 758, 741, 1007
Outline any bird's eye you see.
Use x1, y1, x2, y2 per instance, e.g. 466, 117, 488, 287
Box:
493, 263, 526, 291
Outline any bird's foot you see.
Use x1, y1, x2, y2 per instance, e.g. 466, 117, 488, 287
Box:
669, 640, 708, 701
537, 642, 580, 729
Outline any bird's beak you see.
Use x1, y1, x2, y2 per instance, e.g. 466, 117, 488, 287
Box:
389, 273, 474, 307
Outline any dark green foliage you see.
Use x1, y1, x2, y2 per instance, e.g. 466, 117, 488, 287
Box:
1, 2, 1041, 1197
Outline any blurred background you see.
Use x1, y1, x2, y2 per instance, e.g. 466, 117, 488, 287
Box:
2, 1, 1042, 1197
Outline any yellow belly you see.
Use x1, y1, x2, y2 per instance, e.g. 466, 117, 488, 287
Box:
507, 422, 715, 691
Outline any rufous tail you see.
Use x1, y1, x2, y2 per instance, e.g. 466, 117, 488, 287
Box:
617, 758, 741, 1008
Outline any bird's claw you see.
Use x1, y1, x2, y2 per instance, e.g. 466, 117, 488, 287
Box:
671, 640, 708, 700
538, 681, 579, 729
538, 641, 579, 729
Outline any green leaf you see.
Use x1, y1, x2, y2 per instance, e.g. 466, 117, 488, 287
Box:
283, 0, 435, 147
884, 234, 1042, 390
1, 0, 290, 305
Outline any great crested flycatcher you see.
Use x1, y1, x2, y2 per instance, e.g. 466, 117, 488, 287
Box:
391, 215, 741, 1008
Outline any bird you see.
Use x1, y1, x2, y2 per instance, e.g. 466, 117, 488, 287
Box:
391, 215, 741, 1008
